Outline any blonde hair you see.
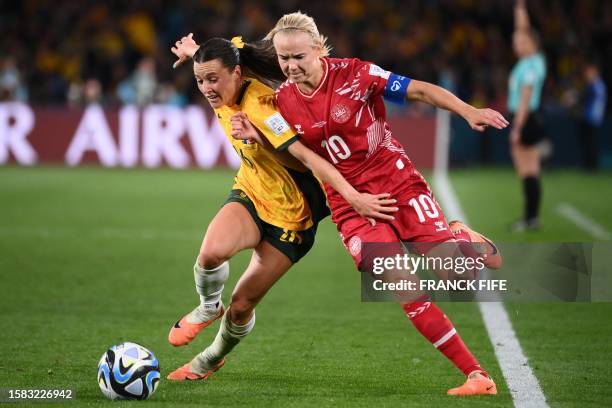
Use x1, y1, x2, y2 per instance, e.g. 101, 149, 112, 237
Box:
265, 11, 332, 57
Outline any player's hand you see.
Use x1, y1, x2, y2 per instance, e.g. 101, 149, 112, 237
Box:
347, 192, 399, 226
171, 33, 199, 69
230, 112, 264, 145
465, 107, 509, 132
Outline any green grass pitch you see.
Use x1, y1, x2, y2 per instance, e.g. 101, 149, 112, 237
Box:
0, 166, 611, 407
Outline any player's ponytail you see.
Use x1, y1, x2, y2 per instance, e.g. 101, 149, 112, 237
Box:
193, 37, 285, 87
236, 38, 286, 85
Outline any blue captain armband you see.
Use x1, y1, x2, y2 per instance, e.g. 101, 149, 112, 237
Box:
383, 73, 411, 104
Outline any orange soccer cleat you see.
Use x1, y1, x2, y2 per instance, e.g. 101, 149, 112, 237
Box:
449, 220, 502, 269
168, 304, 225, 347
167, 359, 225, 381
447, 371, 497, 396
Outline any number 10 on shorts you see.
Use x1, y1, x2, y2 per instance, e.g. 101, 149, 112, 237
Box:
408, 194, 440, 223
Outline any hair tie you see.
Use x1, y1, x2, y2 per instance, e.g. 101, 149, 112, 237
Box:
231, 36, 245, 49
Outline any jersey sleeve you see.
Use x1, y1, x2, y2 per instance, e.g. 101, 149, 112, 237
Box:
353, 59, 411, 104
248, 97, 298, 151
522, 63, 538, 86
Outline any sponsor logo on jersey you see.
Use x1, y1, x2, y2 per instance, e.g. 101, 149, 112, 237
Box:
331, 103, 351, 124
312, 121, 327, 128
435, 221, 448, 232
264, 112, 290, 136
368, 64, 391, 79
294, 124, 305, 134
348, 236, 362, 256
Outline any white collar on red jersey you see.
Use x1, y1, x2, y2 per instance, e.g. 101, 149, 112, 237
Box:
295, 57, 329, 99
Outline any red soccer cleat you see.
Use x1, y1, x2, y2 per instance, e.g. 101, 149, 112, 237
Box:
168, 304, 225, 347
167, 359, 225, 381
447, 371, 497, 396
450, 221, 502, 269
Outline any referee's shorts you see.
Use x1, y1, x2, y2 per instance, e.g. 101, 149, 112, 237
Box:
510, 110, 546, 146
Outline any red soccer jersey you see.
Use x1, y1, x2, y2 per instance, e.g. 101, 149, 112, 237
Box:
276, 57, 430, 224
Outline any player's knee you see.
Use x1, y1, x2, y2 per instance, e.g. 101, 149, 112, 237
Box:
229, 294, 255, 322
198, 245, 230, 270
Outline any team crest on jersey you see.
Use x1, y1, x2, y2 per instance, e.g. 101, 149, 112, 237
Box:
348, 236, 362, 256
264, 112, 290, 136
331, 103, 351, 124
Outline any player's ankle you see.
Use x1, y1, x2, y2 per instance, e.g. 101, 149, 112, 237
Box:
187, 301, 222, 323
191, 353, 220, 374
467, 369, 490, 379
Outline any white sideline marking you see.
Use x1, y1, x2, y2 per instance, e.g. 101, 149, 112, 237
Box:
557, 202, 611, 240
0, 226, 198, 241
433, 109, 548, 407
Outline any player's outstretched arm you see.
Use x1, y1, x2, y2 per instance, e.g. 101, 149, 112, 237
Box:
231, 113, 399, 224
406, 80, 509, 132
171, 33, 199, 68
286, 141, 399, 224
514, 0, 531, 33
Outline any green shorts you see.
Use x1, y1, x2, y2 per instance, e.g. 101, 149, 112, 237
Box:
224, 189, 318, 264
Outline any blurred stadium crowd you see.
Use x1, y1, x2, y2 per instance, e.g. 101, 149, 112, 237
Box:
0, 0, 610, 116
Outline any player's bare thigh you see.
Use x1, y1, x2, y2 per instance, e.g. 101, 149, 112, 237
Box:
228, 240, 293, 324
198, 202, 262, 269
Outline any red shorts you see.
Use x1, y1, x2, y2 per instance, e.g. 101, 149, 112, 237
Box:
337, 185, 454, 270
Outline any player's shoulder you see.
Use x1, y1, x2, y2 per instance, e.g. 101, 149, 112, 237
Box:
522, 54, 546, 76
326, 57, 372, 73
275, 79, 292, 93
332, 57, 390, 81
244, 77, 273, 100
274, 79, 295, 105
243, 78, 276, 109
534, 53, 546, 70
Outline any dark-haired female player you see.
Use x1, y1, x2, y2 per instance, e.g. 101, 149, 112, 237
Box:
166, 35, 398, 381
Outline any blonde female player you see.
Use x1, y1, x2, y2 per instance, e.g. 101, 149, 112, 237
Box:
165, 35, 399, 381
230, 12, 507, 396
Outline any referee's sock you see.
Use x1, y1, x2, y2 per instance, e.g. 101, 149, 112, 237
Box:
523, 176, 541, 222
402, 300, 486, 377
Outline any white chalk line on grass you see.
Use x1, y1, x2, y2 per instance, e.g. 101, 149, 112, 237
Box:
433, 109, 548, 407
0, 225, 199, 241
557, 202, 611, 240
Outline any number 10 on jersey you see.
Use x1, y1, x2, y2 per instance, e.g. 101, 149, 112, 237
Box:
321, 135, 351, 164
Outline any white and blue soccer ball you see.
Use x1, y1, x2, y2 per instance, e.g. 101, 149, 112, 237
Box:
97, 342, 160, 400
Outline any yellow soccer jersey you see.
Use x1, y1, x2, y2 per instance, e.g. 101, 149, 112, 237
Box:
214, 78, 313, 231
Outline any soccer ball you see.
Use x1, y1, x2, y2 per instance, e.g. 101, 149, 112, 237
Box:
97, 342, 160, 400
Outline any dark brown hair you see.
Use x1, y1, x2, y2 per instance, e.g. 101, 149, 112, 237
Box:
193, 37, 285, 87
